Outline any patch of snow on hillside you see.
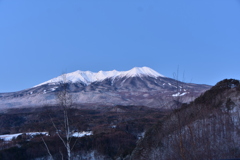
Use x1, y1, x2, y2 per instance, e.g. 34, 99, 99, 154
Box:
0, 132, 48, 141
50, 87, 58, 91
172, 92, 187, 97
72, 131, 93, 137
0, 133, 22, 141
27, 132, 49, 136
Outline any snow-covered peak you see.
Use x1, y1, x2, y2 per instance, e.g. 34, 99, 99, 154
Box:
35, 67, 164, 87
118, 67, 163, 78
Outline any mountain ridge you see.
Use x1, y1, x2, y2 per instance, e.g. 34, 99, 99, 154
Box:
0, 67, 211, 110
35, 67, 164, 87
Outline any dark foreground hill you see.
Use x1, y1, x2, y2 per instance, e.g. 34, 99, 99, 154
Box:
130, 79, 240, 160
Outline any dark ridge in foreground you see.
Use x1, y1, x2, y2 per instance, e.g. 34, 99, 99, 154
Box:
131, 79, 240, 160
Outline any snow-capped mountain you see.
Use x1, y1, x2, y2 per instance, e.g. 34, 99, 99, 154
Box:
35, 67, 164, 86
0, 67, 211, 110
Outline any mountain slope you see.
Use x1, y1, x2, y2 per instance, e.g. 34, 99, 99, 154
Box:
130, 79, 240, 160
0, 67, 210, 110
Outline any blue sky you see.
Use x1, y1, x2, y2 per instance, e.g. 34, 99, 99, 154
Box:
0, 0, 240, 92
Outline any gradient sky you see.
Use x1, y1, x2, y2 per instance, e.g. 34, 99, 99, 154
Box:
0, 0, 240, 92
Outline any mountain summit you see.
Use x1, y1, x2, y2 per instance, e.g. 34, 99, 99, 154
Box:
0, 67, 211, 110
36, 67, 164, 87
